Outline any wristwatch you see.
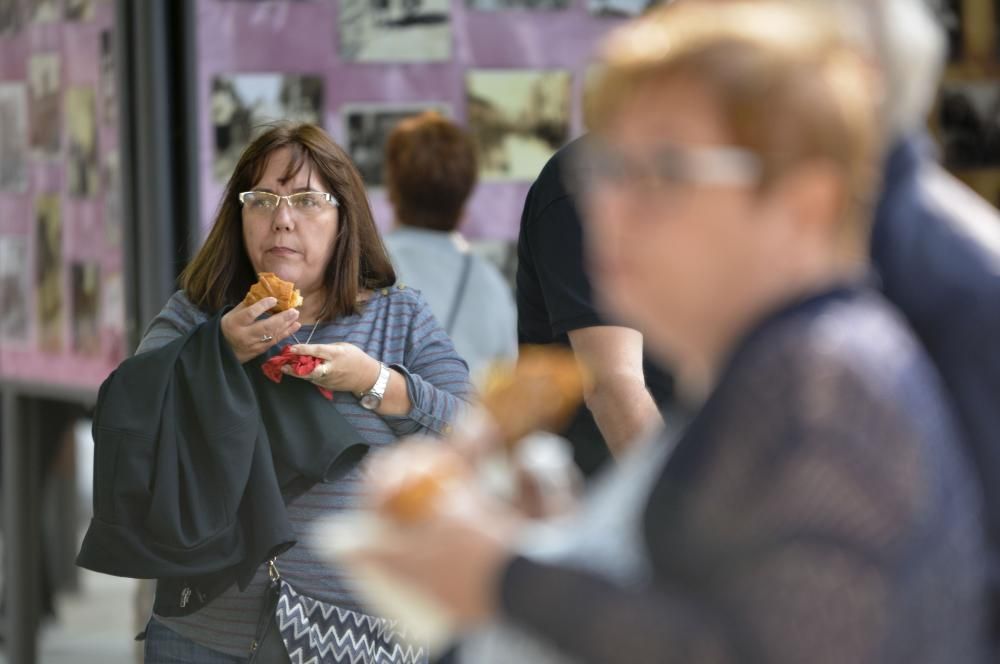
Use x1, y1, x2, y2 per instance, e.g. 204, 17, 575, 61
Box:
359, 362, 391, 411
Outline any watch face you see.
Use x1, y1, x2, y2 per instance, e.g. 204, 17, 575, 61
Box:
360, 393, 381, 410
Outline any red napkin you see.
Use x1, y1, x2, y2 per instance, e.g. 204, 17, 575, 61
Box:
262, 346, 334, 400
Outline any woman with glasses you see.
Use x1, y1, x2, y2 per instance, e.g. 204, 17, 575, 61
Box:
124, 123, 471, 662
340, 3, 990, 663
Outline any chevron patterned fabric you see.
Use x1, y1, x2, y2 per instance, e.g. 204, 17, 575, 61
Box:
276, 580, 429, 664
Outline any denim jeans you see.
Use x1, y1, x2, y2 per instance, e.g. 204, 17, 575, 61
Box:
143, 617, 246, 664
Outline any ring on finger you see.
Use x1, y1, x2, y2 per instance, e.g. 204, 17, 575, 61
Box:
260, 334, 274, 343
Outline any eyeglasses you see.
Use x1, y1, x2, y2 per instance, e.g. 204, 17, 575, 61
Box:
568, 140, 762, 195
238, 191, 339, 218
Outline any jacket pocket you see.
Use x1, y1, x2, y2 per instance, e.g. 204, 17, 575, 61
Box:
92, 426, 154, 525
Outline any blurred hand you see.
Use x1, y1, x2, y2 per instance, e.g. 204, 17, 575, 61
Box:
221, 297, 301, 364
348, 440, 522, 626
285, 342, 381, 395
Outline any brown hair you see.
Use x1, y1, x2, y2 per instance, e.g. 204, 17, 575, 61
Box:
586, 0, 880, 247
180, 123, 395, 319
384, 111, 478, 232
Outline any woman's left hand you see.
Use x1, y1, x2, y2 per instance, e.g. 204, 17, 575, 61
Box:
285, 342, 381, 395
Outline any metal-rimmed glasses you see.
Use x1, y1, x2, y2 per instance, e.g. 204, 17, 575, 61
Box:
238, 191, 339, 219
567, 139, 763, 197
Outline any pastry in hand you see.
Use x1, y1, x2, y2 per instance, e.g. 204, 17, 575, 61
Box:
243, 272, 303, 314
381, 346, 588, 523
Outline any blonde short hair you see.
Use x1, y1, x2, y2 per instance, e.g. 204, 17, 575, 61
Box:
586, 0, 881, 246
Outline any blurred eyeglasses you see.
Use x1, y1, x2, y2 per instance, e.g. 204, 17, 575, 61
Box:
238, 191, 339, 218
569, 140, 762, 196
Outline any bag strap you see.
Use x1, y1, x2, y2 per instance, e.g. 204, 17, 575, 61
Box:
445, 253, 474, 336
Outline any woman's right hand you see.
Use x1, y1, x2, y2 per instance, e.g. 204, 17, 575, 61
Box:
221, 297, 301, 364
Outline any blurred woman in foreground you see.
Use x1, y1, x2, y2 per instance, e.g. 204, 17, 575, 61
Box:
338, 2, 990, 663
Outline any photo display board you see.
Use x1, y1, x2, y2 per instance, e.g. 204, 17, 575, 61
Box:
195, 0, 648, 245
0, 0, 127, 391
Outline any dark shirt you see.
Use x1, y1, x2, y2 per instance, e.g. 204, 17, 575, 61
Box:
871, 135, 1000, 601
501, 285, 989, 664
516, 137, 675, 474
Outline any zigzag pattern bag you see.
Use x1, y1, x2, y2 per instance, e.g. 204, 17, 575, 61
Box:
250, 559, 429, 664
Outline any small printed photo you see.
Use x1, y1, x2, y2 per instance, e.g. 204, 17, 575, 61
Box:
338, 0, 451, 62
103, 151, 122, 247
0, 0, 24, 35
212, 73, 324, 181
465, 0, 568, 10
0, 236, 30, 341
66, 86, 99, 197
71, 263, 101, 356
587, 0, 662, 18
466, 69, 572, 181
0, 83, 28, 192
27, 0, 60, 23
939, 81, 1000, 169
344, 104, 449, 188
99, 29, 116, 126
35, 194, 64, 353
28, 53, 61, 156
64, 0, 94, 21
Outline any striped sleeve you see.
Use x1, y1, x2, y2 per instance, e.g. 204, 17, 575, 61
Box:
384, 297, 474, 436
135, 291, 209, 355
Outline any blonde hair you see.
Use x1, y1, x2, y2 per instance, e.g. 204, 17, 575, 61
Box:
586, 0, 881, 248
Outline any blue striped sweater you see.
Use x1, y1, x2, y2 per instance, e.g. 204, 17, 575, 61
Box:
134, 284, 472, 658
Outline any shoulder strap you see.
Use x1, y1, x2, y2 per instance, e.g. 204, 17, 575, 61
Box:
445, 253, 474, 335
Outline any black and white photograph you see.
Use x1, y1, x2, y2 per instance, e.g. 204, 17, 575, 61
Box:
64, 0, 94, 21
0, 0, 24, 35
35, 194, 64, 353
28, 0, 60, 23
465, 0, 568, 11
0, 236, 30, 341
71, 262, 101, 356
939, 81, 1000, 169
66, 86, 99, 197
338, 0, 451, 62
28, 53, 61, 156
587, 0, 661, 18
344, 104, 449, 187
0, 83, 28, 192
212, 73, 324, 180
466, 69, 572, 181
99, 29, 116, 126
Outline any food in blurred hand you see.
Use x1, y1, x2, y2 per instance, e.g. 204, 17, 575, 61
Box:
243, 272, 303, 313
381, 346, 589, 522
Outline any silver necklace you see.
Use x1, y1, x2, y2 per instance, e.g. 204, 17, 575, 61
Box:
290, 321, 319, 346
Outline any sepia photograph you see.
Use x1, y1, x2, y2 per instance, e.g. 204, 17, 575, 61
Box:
0, 83, 28, 192
0, 235, 30, 341
100, 29, 116, 126
466, 69, 572, 181
338, 0, 451, 62
28, 53, 61, 156
27, 0, 60, 23
66, 86, 99, 197
0, 0, 24, 35
103, 150, 122, 248
344, 104, 449, 187
64, 0, 94, 21
939, 81, 1000, 169
466, 0, 568, 10
35, 194, 64, 353
71, 262, 101, 356
212, 73, 323, 180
